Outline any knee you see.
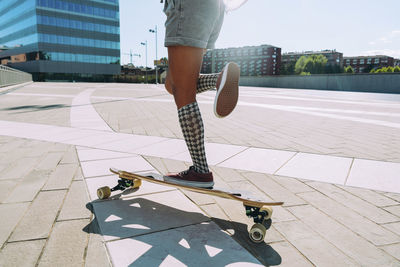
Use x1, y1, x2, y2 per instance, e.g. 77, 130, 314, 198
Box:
165, 74, 173, 95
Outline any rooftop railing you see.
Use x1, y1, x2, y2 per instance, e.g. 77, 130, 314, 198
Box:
0, 65, 32, 88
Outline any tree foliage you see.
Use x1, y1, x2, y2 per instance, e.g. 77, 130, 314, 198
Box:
344, 66, 354, 73
295, 55, 328, 74
370, 66, 399, 73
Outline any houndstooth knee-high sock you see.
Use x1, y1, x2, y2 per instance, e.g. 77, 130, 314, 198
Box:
197, 73, 219, 94
178, 102, 209, 173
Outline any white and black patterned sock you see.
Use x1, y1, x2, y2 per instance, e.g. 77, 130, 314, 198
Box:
178, 102, 209, 173
197, 73, 219, 94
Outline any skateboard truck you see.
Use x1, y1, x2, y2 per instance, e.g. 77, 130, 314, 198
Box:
97, 177, 142, 200
244, 205, 273, 243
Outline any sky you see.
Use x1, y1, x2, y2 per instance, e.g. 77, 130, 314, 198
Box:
119, 0, 400, 67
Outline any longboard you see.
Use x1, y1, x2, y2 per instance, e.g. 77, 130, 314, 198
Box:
97, 167, 284, 243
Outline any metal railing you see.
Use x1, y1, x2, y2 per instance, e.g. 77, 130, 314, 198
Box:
0, 65, 32, 88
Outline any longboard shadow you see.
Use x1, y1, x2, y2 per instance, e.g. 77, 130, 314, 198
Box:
83, 199, 282, 266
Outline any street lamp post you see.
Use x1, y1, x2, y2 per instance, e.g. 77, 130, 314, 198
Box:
140, 41, 148, 83
149, 25, 158, 84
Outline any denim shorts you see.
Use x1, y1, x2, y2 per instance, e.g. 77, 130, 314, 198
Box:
163, 0, 225, 49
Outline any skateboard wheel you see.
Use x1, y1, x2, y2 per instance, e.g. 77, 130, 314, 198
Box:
132, 179, 142, 189
249, 223, 267, 243
260, 206, 273, 220
97, 186, 111, 199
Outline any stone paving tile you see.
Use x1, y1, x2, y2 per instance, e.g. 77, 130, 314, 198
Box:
49, 143, 70, 152
384, 205, 400, 217
0, 203, 30, 247
77, 148, 133, 162
106, 222, 263, 267
336, 184, 399, 207
276, 152, 353, 184
382, 222, 400, 235
381, 243, 400, 261
59, 146, 79, 164
272, 174, 315, 194
3, 170, 50, 203
244, 172, 307, 207
385, 192, 400, 202
0, 157, 40, 180
0, 180, 18, 203
34, 152, 64, 171
0, 139, 26, 153
74, 166, 84, 181
347, 159, 400, 193
0, 239, 46, 267
218, 147, 296, 174
80, 156, 153, 178
91, 190, 209, 241
209, 165, 247, 183
58, 180, 92, 221
42, 163, 78, 190
172, 142, 248, 166
85, 232, 112, 267
307, 182, 399, 224
9, 190, 66, 242
38, 219, 90, 267
274, 220, 358, 266
288, 204, 399, 266
268, 241, 314, 267
298, 191, 400, 246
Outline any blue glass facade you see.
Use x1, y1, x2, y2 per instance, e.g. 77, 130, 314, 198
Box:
0, 0, 120, 80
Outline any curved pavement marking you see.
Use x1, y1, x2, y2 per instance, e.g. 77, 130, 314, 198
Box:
70, 89, 113, 132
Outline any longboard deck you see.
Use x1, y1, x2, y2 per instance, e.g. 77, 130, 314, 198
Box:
110, 168, 283, 207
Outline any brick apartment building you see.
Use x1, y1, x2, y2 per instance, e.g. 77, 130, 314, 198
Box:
201, 44, 281, 76
282, 49, 343, 68
343, 55, 394, 73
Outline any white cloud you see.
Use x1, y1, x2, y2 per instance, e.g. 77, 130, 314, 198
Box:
369, 29, 400, 46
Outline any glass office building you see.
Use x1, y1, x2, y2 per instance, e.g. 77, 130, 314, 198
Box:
0, 0, 120, 81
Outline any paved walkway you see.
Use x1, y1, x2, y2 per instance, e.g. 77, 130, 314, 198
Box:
0, 82, 399, 266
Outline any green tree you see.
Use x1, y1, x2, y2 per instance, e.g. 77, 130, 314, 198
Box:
295, 54, 328, 75
386, 66, 394, 73
295, 56, 308, 74
344, 66, 354, 73
394, 66, 400, 72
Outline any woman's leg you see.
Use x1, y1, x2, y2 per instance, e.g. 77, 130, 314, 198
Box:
167, 46, 210, 175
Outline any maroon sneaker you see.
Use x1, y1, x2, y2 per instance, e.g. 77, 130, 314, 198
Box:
164, 166, 214, 188
214, 62, 240, 118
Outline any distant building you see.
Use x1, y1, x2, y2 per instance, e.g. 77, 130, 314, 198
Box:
0, 0, 120, 81
343, 55, 394, 73
394, 59, 400, 67
201, 44, 281, 76
282, 49, 343, 68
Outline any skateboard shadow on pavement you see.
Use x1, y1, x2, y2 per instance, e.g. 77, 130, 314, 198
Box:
83, 198, 282, 266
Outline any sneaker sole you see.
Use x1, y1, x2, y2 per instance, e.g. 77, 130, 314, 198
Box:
163, 176, 214, 188
214, 62, 240, 118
